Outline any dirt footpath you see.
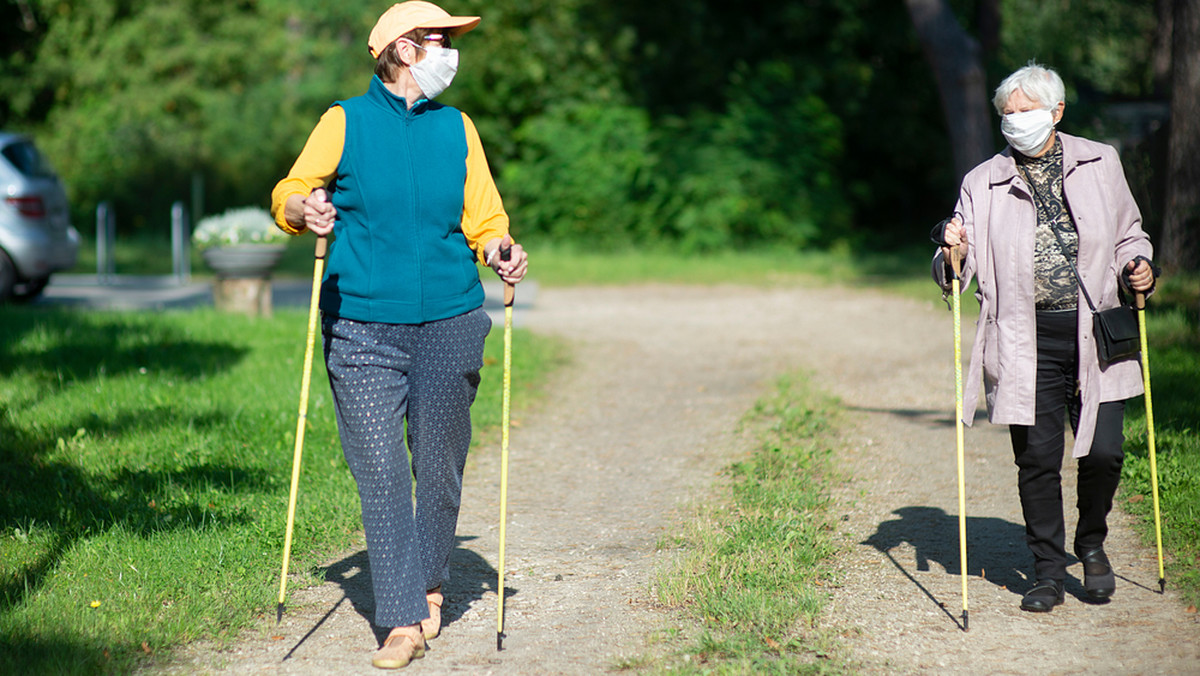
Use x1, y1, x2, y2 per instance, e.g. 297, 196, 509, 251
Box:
162, 284, 1200, 675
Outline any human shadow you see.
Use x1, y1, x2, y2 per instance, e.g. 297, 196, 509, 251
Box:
0, 306, 248, 386
843, 405, 989, 428
0, 406, 266, 610
861, 506, 1030, 628
285, 534, 506, 656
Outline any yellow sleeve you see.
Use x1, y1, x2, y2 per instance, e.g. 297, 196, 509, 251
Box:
460, 112, 510, 262
270, 106, 346, 235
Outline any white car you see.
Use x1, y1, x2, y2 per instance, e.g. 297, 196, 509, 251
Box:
0, 131, 80, 302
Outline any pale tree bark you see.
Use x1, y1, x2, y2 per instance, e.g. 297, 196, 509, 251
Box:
904, 0, 994, 184
1162, 0, 1200, 273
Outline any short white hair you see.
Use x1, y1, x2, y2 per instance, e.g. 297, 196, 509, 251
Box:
992, 62, 1065, 114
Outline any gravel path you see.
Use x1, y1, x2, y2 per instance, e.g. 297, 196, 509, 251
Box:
161, 283, 1200, 675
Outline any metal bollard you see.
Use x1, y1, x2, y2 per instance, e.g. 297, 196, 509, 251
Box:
171, 201, 190, 284
96, 201, 116, 282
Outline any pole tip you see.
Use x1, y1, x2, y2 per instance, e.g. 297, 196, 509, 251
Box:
497, 632, 505, 651
276, 602, 285, 624
1159, 578, 1166, 594
962, 610, 969, 632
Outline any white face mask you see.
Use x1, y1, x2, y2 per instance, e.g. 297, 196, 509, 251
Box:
403, 41, 459, 100
1001, 108, 1056, 156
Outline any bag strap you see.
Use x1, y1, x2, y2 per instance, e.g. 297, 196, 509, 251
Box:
1018, 165, 1099, 314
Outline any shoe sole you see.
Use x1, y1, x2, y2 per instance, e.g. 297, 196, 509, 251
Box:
1020, 598, 1064, 612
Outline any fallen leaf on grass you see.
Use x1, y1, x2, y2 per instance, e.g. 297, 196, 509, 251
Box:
272, 635, 286, 641
1128, 494, 1145, 503
1187, 605, 1197, 614
764, 637, 781, 652
141, 642, 152, 654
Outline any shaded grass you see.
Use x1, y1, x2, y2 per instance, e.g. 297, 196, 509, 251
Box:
646, 375, 850, 674
0, 306, 564, 674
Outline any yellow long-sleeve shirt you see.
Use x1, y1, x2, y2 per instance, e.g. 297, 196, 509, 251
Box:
270, 105, 509, 264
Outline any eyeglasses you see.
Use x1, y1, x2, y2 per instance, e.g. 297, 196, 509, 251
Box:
420, 33, 450, 49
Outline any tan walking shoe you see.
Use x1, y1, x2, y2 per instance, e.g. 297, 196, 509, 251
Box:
421, 587, 443, 640
372, 624, 425, 669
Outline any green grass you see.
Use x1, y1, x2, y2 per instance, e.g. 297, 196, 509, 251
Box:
645, 375, 850, 674
0, 306, 564, 674
1118, 275, 1200, 607
519, 242, 932, 291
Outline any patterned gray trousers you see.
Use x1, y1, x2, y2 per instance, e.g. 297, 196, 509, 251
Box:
323, 308, 491, 628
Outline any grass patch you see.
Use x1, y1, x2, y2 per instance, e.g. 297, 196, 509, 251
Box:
520, 243, 932, 292
1118, 274, 1200, 607
0, 305, 564, 674
647, 374, 849, 674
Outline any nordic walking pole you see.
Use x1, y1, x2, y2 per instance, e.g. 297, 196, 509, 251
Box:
497, 244, 514, 651
1136, 290, 1165, 593
277, 233, 328, 623
950, 246, 969, 631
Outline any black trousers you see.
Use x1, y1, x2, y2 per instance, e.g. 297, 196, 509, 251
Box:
1008, 309, 1126, 583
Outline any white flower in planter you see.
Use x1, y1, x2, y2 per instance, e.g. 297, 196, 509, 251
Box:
192, 207, 287, 250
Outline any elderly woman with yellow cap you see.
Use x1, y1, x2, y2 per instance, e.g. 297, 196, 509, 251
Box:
271, 1, 527, 668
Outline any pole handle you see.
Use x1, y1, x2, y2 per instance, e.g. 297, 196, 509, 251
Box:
1135, 290, 1146, 311
949, 246, 963, 280
315, 234, 328, 259
500, 244, 515, 307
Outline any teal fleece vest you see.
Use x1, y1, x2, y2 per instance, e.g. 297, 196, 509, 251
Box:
321, 76, 484, 324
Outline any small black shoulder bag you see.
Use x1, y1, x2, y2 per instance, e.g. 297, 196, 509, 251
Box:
1047, 225, 1139, 363
1022, 168, 1140, 363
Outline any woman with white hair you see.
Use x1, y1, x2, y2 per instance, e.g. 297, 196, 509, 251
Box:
932, 63, 1157, 613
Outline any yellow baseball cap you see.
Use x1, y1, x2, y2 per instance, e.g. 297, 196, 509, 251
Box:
368, 1, 481, 58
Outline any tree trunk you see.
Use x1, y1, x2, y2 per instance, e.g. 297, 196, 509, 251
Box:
1162, 0, 1200, 273
904, 0, 994, 184
1154, 0, 1175, 97
976, 0, 1002, 56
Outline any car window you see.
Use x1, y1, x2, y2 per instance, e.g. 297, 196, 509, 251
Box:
1, 140, 57, 178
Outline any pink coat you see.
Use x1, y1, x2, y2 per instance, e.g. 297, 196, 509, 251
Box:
933, 132, 1153, 458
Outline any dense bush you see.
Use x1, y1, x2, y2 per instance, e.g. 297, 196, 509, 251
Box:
0, 0, 1159, 252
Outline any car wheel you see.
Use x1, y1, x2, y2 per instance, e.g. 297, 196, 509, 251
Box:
0, 249, 15, 302
11, 276, 49, 303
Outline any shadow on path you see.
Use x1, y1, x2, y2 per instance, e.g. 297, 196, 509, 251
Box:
861, 506, 1031, 627
284, 535, 512, 658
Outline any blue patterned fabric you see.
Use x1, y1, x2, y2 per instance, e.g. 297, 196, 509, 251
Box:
323, 308, 491, 627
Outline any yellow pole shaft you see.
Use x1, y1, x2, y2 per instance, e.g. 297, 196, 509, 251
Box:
497, 281, 514, 646
1136, 292, 1165, 590
278, 236, 327, 615
951, 249, 968, 628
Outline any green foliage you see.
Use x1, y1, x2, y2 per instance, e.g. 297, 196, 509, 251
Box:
997, 0, 1158, 100
0, 0, 1163, 253
501, 103, 657, 248
0, 305, 562, 673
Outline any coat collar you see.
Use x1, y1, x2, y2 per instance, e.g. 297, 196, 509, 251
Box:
988, 132, 1104, 189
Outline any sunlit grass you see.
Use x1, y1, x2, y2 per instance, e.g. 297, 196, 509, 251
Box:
645, 375, 851, 674
0, 306, 564, 674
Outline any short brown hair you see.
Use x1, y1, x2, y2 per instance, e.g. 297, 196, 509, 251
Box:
373, 28, 452, 83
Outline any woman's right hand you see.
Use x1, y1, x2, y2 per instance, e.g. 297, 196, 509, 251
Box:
304, 188, 337, 236
941, 217, 968, 261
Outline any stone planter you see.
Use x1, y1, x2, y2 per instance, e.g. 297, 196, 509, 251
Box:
201, 244, 287, 316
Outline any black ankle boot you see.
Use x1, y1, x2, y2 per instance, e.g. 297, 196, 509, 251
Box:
1020, 579, 1065, 612
1077, 547, 1116, 601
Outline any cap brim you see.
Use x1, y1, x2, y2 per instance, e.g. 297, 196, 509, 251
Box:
417, 15, 480, 37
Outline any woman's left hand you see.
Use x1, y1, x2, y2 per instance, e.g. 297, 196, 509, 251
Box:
486, 235, 528, 285
1125, 258, 1155, 293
